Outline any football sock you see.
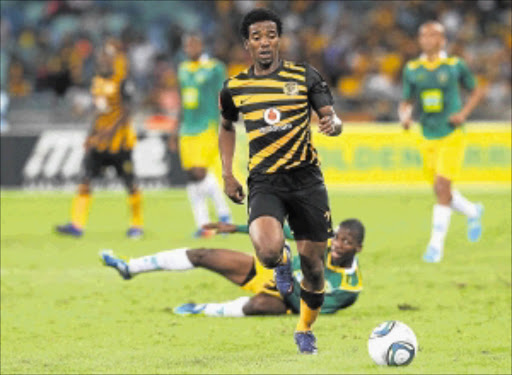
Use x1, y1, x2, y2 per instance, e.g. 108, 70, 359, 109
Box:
428, 204, 452, 250
128, 248, 193, 274
186, 179, 210, 229
202, 296, 250, 317
450, 190, 478, 218
71, 193, 91, 228
204, 172, 231, 220
296, 284, 324, 332
128, 191, 143, 227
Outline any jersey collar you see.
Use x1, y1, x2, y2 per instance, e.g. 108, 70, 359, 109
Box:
326, 251, 358, 274
248, 59, 283, 78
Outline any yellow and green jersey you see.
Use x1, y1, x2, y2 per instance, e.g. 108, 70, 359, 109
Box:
178, 57, 226, 135
402, 52, 476, 139
287, 250, 362, 314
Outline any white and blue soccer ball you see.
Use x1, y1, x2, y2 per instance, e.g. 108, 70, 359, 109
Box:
368, 320, 418, 366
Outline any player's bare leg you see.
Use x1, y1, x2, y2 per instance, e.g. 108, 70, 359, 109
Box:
243, 293, 287, 316
100, 247, 253, 283
293, 240, 326, 354
249, 216, 286, 267
249, 216, 292, 295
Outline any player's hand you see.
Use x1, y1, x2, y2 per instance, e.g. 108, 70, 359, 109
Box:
223, 174, 245, 204
398, 103, 413, 131
318, 114, 342, 136
449, 112, 466, 127
202, 222, 237, 234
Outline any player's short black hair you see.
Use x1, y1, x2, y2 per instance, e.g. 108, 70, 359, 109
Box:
339, 219, 365, 245
239, 7, 282, 40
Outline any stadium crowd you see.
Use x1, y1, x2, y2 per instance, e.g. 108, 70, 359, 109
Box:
1, 0, 511, 132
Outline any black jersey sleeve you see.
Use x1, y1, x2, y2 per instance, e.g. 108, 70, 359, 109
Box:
305, 64, 334, 112
219, 81, 239, 122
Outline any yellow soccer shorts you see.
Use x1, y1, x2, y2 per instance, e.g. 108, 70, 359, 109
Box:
179, 126, 219, 170
421, 128, 466, 184
241, 255, 282, 299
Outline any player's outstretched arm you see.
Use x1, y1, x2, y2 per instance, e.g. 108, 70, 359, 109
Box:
317, 106, 343, 136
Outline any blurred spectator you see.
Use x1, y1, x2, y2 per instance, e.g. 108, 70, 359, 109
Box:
0, 0, 510, 129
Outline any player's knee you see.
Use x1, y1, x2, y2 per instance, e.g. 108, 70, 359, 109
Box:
187, 168, 206, 182
256, 246, 283, 268
251, 230, 284, 268
186, 248, 209, 267
300, 287, 325, 310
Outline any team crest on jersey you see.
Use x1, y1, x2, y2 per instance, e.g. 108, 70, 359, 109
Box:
283, 81, 299, 96
437, 71, 448, 84
263, 107, 281, 125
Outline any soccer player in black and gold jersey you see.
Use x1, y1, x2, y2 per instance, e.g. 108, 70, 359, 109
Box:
56, 46, 143, 239
218, 8, 343, 354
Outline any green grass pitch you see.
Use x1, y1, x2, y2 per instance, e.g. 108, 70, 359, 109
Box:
1, 187, 510, 374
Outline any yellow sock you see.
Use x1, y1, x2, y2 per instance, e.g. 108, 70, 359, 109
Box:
296, 299, 321, 332
71, 193, 91, 229
281, 246, 289, 264
128, 191, 143, 227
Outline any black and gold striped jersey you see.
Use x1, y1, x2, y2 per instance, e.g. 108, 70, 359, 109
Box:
220, 60, 334, 175
90, 76, 136, 152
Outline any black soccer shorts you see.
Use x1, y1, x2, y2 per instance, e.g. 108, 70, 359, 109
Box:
82, 149, 135, 189
247, 165, 333, 242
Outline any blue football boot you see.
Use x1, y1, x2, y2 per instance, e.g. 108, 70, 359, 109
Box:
294, 331, 318, 354
173, 303, 206, 316
274, 242, 293, 296
422, 245, 443, 263
127, 227, 144, 239
100, 249, 132, 280
468, 203, 484, 243
55, 223, 83, 237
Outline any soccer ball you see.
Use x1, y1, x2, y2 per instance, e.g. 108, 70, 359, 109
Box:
368, 321, 418, 366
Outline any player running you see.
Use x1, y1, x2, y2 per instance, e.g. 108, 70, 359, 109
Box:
176, 32, 232, 238
398, 21, 484, 263
218, 8, 343, 354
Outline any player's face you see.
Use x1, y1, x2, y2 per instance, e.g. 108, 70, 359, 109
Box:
418, 24, 445, 54
245, 21, 280, 68
184, 36, 202, 61
330, 227, 361, 261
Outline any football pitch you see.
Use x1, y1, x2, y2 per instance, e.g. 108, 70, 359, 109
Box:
1, 187, 511, 374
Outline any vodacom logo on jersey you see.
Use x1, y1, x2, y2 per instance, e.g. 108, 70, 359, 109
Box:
263, 107, 281, 125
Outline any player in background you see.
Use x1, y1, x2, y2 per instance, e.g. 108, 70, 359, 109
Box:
398, 21, 485, 263
218, 8, 343, 354
176, 33, 232, 238
101, 219, 364, 318
56, 45, 143, 238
